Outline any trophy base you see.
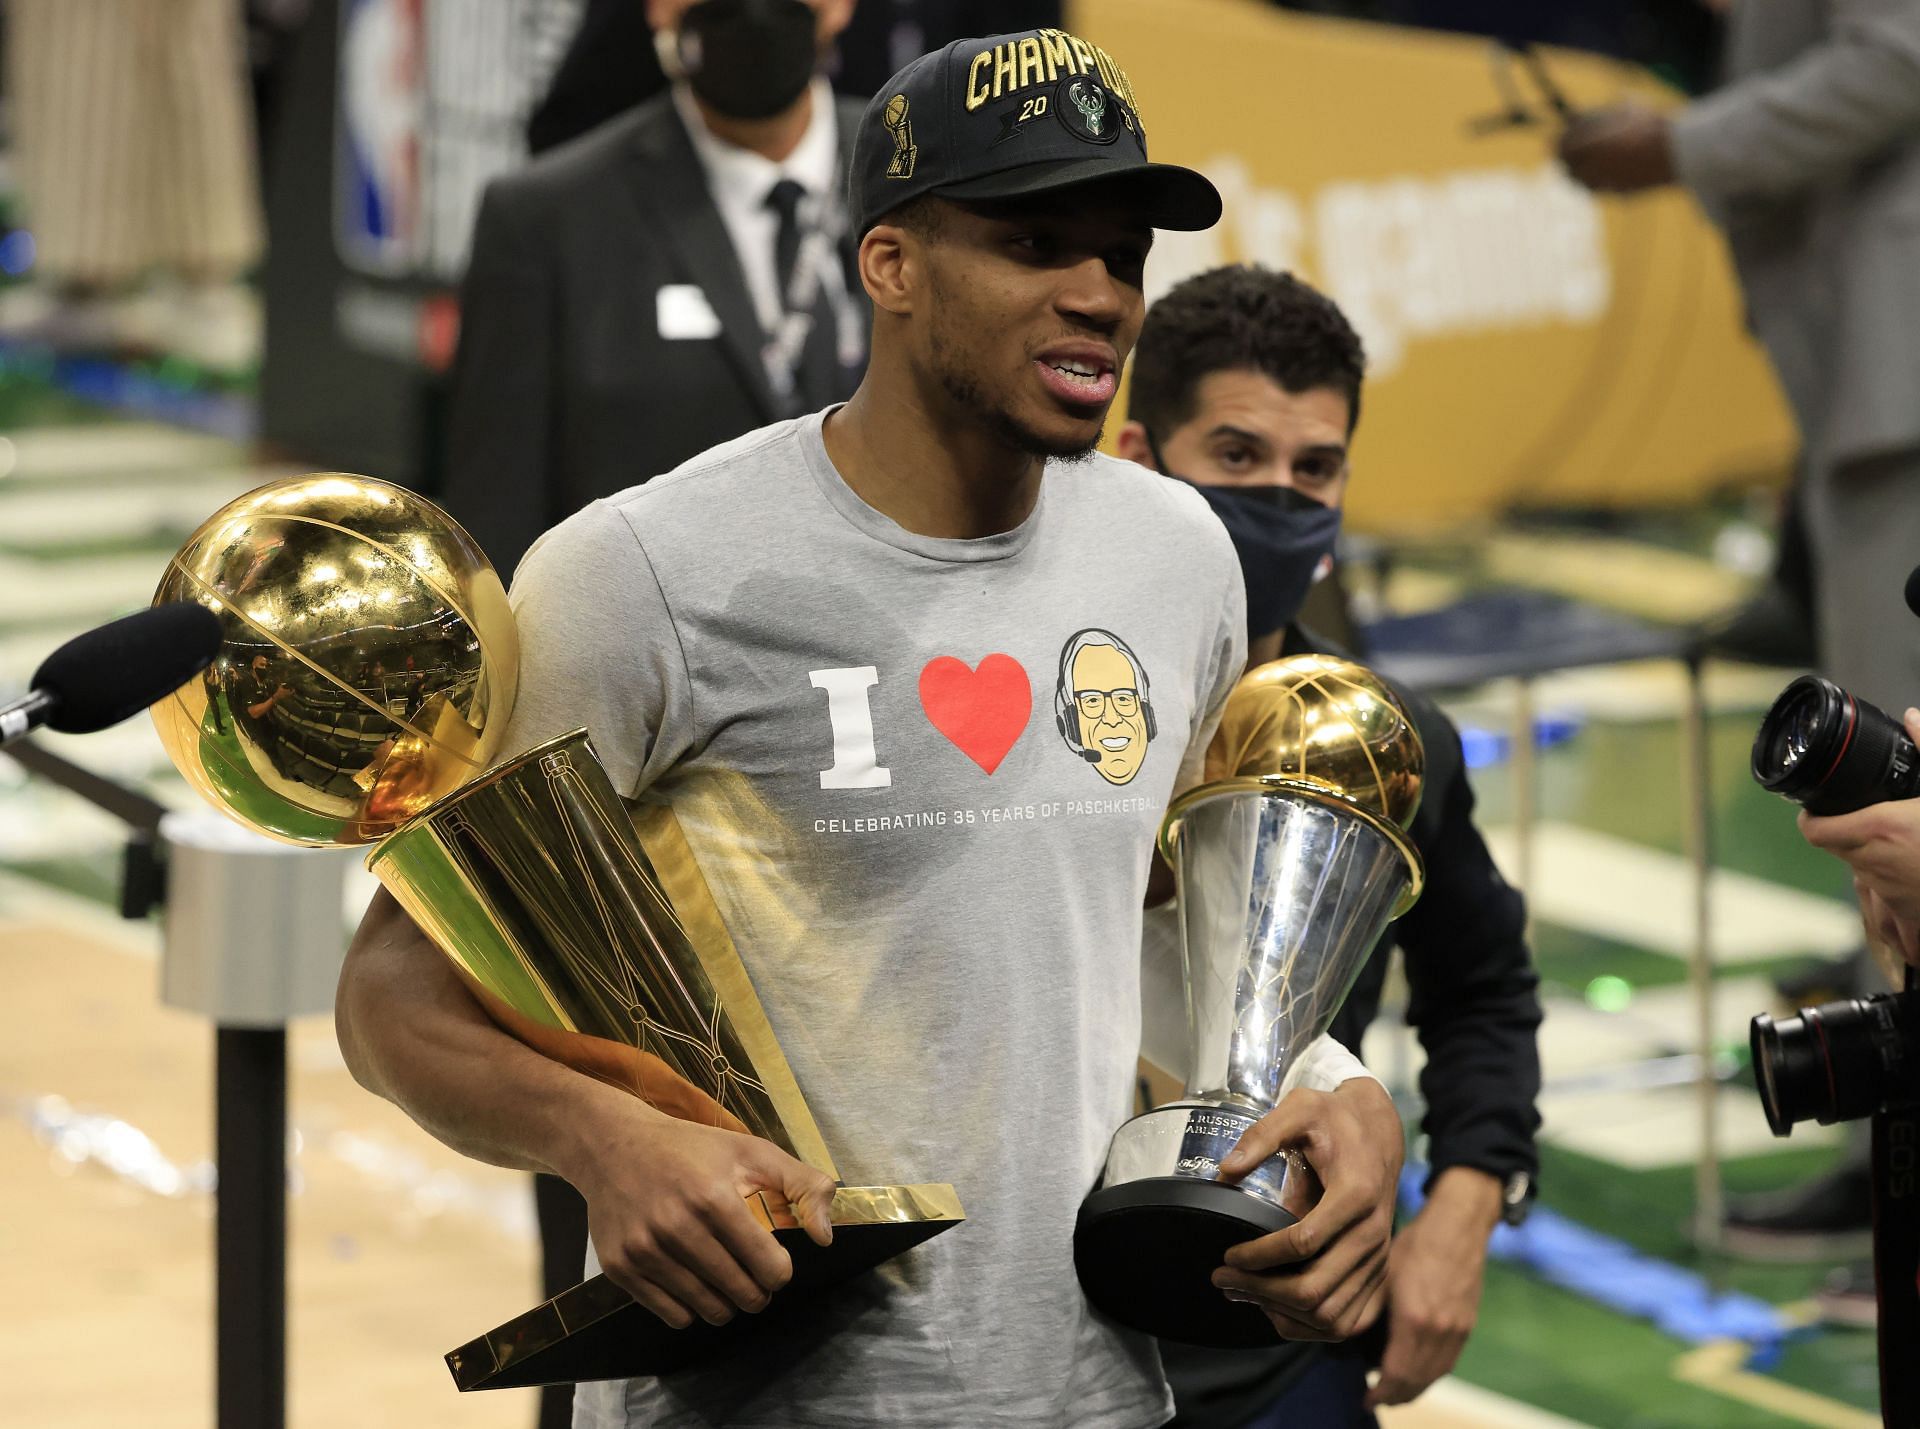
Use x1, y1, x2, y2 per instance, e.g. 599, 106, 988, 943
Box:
446, 1184, 963, 1390
1074, 1176, 1297, 1347
1075, 1103, 1313, 1347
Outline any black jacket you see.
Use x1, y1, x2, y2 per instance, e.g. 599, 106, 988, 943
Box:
1163, 624, 1543, 1427
442, 91, 870, 579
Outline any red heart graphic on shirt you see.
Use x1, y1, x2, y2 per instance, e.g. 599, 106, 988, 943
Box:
918, 655, 1032, 775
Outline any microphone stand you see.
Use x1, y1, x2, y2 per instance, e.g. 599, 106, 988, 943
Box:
2, 736, 292, 1429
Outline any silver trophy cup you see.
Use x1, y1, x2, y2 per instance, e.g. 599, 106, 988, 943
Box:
1075, 656, 1426, 1346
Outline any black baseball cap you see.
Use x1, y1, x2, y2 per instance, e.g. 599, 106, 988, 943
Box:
849, 28, 1222, 237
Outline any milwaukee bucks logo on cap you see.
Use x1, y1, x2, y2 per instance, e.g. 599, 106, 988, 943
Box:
1059, 77, 1120, 145
883, 93, 917, 179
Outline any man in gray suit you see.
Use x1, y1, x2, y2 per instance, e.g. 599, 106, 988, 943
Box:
443, 0, 867, 581
1559, 0, 1920, 1274
1558, 0, 1920, 718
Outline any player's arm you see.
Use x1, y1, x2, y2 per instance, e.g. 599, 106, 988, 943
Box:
335, 503, 834, 1329
1670, 0, 1920, 205
336, 890, 833, 1329
1367, 710, 1541, 1406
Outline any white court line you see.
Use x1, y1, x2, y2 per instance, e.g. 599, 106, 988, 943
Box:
1536, 976, 1781, 1081
1437, 659, 1796, 726
0, 867, 158, 959
1483, 822, 1859, 964
1383, 1377, 1598, 1429
0, 549, 174, 628
0, 470, 272, 548
1537, 1081, 1836, 1168
1, 423, 238, 478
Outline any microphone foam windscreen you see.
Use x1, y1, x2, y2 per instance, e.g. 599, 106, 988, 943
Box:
1906, 563, 1920, 620
32, 603, 224, 734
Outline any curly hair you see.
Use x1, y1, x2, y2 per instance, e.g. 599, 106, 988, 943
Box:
1129, 265, 1366, 437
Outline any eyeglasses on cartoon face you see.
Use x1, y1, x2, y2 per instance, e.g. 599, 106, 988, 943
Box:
1075, 688, 1141, 720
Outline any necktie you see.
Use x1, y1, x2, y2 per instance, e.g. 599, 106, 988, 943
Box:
762, 178, 844, 414
766, 178, 807, 311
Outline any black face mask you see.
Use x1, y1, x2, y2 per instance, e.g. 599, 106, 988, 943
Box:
1149, 433, 1343, 640
677, 0, 818, 121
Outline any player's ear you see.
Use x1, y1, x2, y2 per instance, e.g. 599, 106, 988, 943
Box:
1115, 422, 1155, 469
859, 224, 918, 316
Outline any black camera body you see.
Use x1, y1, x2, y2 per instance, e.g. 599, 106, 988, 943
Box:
1750, 676, 1920, 1136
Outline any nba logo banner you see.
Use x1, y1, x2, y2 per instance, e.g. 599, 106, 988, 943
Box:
336, 0, 427, 276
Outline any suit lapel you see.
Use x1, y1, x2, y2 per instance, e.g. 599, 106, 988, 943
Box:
624, 104, 779, 423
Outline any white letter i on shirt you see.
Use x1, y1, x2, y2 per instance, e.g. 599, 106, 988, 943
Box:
810, 666, 892, 789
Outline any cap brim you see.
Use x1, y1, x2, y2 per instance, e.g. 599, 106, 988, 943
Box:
935, 157, 1222, 232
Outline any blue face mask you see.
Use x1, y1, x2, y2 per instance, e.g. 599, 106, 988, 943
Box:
1149, 433, 1343, 640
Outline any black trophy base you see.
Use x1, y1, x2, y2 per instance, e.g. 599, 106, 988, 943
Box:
1074, 1176, 1299, 1347
447, 1217, 953, 1390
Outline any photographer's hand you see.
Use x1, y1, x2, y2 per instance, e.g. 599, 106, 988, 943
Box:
1800, 707, 1920, 970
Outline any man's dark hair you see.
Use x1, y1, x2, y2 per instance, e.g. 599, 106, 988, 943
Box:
1130, 266, 1367, 437
872, 194, 949, 242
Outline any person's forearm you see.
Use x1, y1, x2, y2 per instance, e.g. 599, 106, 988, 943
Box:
336, 890, 652, 1181
1421, 1165, 1504, 1241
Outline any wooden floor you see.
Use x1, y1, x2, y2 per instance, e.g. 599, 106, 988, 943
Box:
1, 895, 542, 1429
0, 881, 1564, 1429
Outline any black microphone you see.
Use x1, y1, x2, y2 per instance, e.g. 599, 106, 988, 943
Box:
0, 603, 224, 748
1905, 562, 1920, 620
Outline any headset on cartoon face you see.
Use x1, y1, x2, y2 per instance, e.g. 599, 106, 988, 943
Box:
1054, 629, 1156, 786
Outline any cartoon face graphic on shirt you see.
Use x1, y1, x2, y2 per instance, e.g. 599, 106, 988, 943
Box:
1055, 630, 1154, 785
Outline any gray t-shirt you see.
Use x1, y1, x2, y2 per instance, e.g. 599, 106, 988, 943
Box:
503, 411, 1244, 1429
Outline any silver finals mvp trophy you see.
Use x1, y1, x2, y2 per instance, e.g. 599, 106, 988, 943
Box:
1075, 655, 1426, 1346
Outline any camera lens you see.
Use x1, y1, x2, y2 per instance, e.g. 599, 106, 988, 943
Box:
1751, 992, 1920, 1135
1751, 675, 1920, 815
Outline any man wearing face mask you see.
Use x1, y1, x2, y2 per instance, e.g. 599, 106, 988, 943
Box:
1118, 266, 1543, 1428
442, 0, 867, 583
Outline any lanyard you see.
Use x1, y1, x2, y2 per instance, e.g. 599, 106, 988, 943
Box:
760, 203, 864, 408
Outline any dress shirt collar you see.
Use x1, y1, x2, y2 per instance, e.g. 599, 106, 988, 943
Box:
674, 78, 839, 217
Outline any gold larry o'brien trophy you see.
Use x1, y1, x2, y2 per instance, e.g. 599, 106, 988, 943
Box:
151, 474, 962, 1390
1075, 655, 1425, 1348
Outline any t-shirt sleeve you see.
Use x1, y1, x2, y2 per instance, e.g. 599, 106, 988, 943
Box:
497, 499, 696, 799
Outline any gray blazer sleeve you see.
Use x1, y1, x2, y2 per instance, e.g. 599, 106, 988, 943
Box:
1671, 0, 1920, 203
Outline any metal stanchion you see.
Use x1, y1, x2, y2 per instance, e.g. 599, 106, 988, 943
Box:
216, 1026, 286, 1428
158, 809, 353, 1429
1681, 654, 1722, 1250
1510, 676, 1538, 939
5, 740, 350, 1426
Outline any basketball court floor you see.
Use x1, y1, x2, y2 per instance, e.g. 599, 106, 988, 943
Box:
0, 378, 1882, 1426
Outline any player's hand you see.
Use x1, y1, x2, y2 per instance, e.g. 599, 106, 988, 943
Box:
1557, 102, 1676, 193
1210, 1078, 1403, 1341
1800, 710, 1920, 969
568, 1102, 836, 1330
1364, 1167, 1504, 1408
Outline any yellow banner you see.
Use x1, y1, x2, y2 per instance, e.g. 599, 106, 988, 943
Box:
1071, 0, 1796, 534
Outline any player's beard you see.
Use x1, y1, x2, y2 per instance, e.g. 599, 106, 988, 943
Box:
925, 278, 1102, 463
